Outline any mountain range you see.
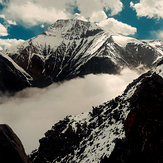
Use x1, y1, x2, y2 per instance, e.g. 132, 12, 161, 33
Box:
0, 19, 163, 163
1, 19, 163, 91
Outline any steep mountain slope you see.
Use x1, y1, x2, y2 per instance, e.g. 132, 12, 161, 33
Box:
29, 58, 163, 163
0, 53, 33, 93
102, 73, 163, 163
3, 19, 163, 87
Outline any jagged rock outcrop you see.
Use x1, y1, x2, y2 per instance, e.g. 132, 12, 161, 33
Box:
0, 124, 31, 163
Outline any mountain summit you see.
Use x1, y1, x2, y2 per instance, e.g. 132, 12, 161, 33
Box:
43, 19, 103, 39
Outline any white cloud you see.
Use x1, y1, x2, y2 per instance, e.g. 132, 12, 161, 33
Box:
0, 38, 25, 50
130, 0, 163, 19
76, 0, 123, 18
6, 19, 17, 25
101, 0, 123, 16
0, 14, 17, 25
32, 0, 77, 11
0, 0, 124, 27
98, 18, 137, 36
150, 30, 163, 40
0, 69, 141, 154
90, 11, 107, 23
76, 0, 102, 18
41, 24, 45, 28
3, 1, 68, 27
0, 23, 8, 36
0, 14, 5, 19
72, 13, 88, 22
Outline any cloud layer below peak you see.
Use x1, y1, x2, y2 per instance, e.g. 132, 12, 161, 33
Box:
0, 69, 140, 154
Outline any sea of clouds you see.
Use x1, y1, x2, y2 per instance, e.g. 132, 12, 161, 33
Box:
0, 68, 142, 154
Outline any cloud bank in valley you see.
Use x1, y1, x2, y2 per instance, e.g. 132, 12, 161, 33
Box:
0, 69, 141, 154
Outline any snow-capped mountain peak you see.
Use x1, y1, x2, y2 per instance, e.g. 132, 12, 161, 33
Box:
2, 18, 163, 90
43, 19, 103, 39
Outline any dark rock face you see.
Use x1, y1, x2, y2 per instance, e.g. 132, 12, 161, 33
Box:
0, 124, 31, 163
101, 73, 163, 163
124, 42, 158, 67
78, 57, 121, 76
0, 54, 33, 93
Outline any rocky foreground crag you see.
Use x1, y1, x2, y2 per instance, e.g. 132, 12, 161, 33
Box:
101, 73, 163, 163
0, 124, 31, 163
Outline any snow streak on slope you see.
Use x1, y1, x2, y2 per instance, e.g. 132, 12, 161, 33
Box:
145, 40, 163, 55
153, 61, 163, 78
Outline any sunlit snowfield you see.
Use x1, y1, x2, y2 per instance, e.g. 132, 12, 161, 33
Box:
0, 68, 141, 154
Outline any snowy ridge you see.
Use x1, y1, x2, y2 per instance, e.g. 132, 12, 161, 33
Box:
60, 103, 130, 163
0, 52, 34, 92
29, 69, 147, 163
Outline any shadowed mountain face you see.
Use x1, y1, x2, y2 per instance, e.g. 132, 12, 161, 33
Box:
29, 60, 163, 162
1, 19, 163, 89
0, 124, 31, 163
0, 53, 33, 93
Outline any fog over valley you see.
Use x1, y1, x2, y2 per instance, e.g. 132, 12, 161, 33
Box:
0, 69, 141, 154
